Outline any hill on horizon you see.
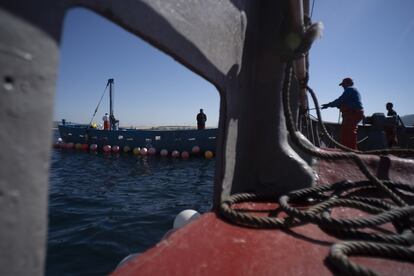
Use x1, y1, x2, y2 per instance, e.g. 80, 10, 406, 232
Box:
400, 114, 414, 126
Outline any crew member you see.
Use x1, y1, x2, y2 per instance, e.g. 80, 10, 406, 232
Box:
103, 113, 110, 130
196, 109, 207, 130
385, 102, 398, 147
321, 77, 364, 150
110, 114, 119, 130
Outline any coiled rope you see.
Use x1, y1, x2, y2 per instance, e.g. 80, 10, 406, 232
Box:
219, 59, 414, 275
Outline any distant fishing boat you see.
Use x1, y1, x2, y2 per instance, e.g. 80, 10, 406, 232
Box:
57, 79, 217, 154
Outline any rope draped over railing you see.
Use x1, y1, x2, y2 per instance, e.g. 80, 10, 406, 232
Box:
284, 63, 408, 207
219, 60, 414, 275
306, 85, 414, 156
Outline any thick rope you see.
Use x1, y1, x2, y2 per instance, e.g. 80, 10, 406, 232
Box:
282, 62, 407, 207
306, 86, 414, 156
218, 60, 414, 275
327, 241, 414, 276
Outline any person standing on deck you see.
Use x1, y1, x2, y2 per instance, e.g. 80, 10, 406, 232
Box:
196, 109, 207, 130
386, 102, 397, 117
321, 77, 364, 149
385, 102, 398, 147
102, 113, 110, 130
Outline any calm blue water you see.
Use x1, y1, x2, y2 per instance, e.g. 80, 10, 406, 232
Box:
46, 146, 214, 275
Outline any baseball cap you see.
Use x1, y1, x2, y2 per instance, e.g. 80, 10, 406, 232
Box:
339, 77, 354, 86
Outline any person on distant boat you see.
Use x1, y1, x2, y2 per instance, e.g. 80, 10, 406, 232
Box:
109, 114, 119, 130
385, 102, 398, 147
196, 109, 207, 130
103, 113, 110, 130
321, 77, 364, 150
386, 102, 397, 117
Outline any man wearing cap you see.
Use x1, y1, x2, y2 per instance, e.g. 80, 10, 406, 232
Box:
321, 77, 364, 149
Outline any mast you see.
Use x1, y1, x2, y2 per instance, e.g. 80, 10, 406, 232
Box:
108, 78, 114, 119
108, 78, 114, 130
290, 0, 308, 113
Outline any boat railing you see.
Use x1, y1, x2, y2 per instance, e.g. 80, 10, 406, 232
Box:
59, 122, 89, 128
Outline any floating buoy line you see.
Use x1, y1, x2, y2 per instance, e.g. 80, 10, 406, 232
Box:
53, 139, 214, 160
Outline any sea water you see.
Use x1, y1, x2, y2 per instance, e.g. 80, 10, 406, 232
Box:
46, 146, 214, 275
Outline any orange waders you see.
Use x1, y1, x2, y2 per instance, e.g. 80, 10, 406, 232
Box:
104, 120, 110, 130
340, 107, 364, 150
384, 126, 398, 148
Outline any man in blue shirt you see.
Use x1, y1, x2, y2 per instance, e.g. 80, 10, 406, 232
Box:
321, 77, 364, 149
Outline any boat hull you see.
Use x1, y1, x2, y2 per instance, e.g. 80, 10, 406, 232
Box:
111, 155, 414, 275
58, 125, 218, 152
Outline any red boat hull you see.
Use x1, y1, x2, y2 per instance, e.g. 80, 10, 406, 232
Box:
113, 155, 414, 275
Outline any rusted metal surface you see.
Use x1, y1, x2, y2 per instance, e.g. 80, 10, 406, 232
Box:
112, 210, 413, 275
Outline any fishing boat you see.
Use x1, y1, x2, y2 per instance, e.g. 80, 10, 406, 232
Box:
57, 79, 217, 153
2, 1, 414, 276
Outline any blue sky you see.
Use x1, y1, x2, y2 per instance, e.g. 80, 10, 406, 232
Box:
55, 1, 414, 126
309, 0, 414, 122
55, 7, 220, 127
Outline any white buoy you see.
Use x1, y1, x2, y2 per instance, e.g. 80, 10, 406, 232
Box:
116, 253, 141, 269
140, 147, 148, 156
160, 149, 168, 157
173, 209, 201, 229
57, 137, 63, 143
